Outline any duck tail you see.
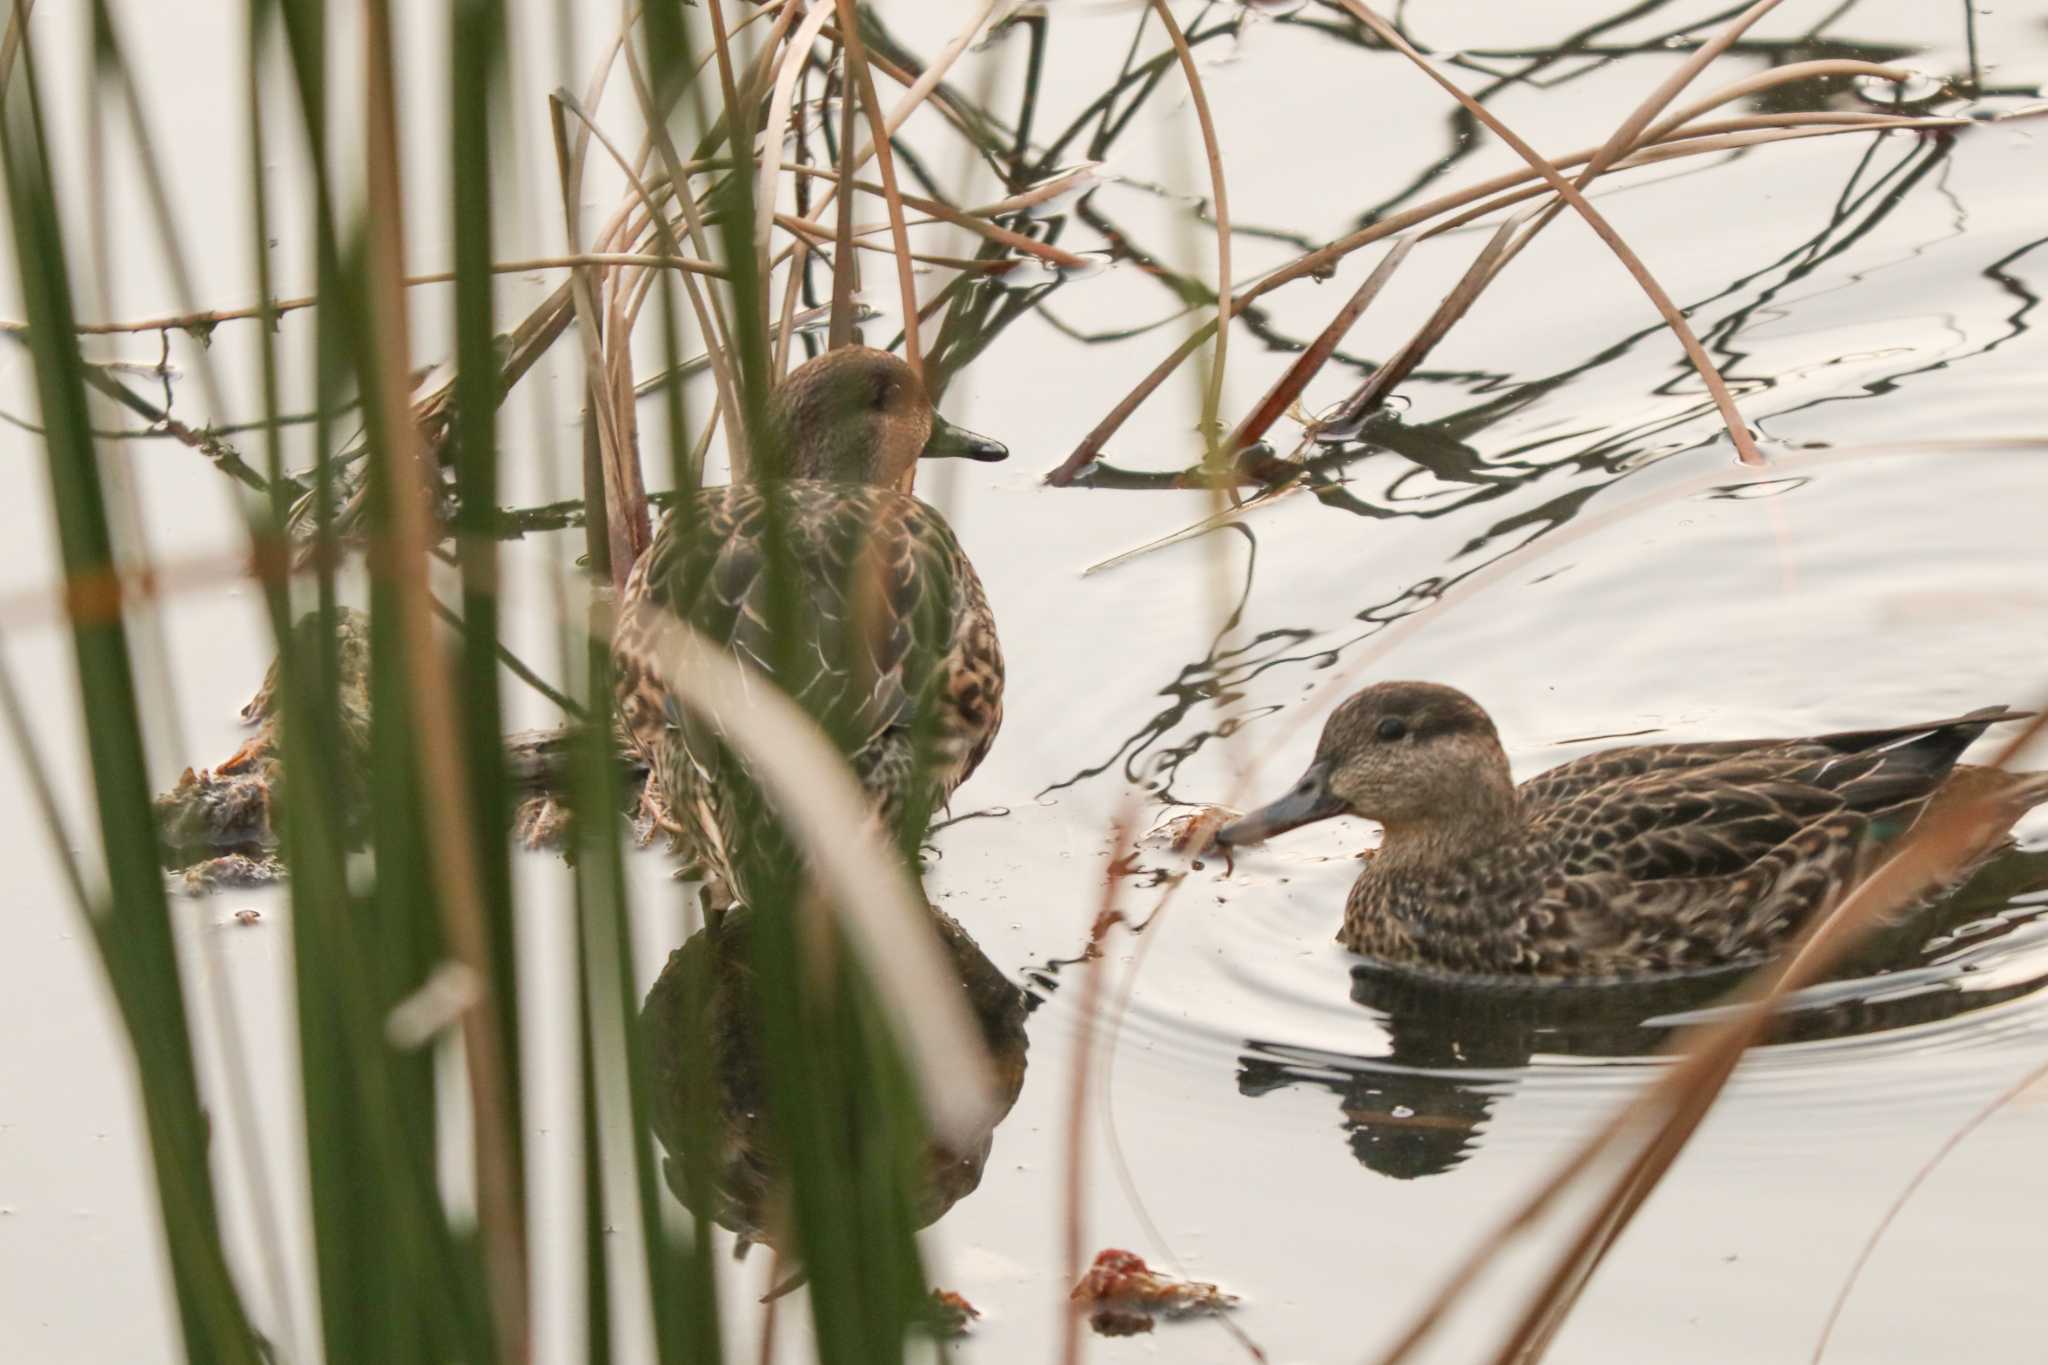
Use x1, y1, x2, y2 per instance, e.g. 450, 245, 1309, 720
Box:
1826, 704, 2031, 769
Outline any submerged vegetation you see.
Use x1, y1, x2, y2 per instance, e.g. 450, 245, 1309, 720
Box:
2, 1, 2044, 1363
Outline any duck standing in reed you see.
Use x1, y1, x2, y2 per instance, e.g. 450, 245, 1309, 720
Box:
612, 345, 1007, 906
1219, 681, 2048, 983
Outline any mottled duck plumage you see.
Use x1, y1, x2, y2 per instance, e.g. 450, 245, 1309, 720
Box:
611, 346, 1007, 906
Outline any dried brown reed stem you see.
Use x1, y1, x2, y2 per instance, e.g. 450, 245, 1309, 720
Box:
0, 253, 725, 339
1333, 0, 1764, 464
361, 4, 526, 1358
617, 48, 748, 477
1044, 19, 1951, 485
770, 214, 1019, 275
550, 88, 670, 574
1061, 816, 1137, 1365
1642, 58, 1922, 145
1322, 210, 1533, 431
778, 163, 1092, 269
1471, 12, 1888, 325
1417, 117, 1963, 240
829, 33, 862, 353
1147, 0, 1232, 457
1047, 109, 1958, 483
1811, 1051, 2048, 1363
1221, 236, 1415, 457
549, 95, 649, 586
759, 1, 840, 291
774, 3, 1000, 368
834, 0, 924, 376
1586, 0, 1790, 183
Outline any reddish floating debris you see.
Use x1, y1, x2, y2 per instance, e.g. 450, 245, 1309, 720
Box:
1071, 1248, 1236, 1335
925, 1288, 981, 1336
1141, 806, 1242, 875
1088, 1306, 1155, 1337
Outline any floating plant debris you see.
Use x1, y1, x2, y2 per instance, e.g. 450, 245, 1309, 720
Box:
1071, 1248, 1237, 1336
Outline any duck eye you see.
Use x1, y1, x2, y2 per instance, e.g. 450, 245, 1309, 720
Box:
1376, 716, 1408, 741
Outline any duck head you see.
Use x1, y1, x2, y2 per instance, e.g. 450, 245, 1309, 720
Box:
768, 346, 1006, 490
1217, 681, 1517, 849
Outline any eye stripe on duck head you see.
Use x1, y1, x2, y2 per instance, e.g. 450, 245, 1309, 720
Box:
1320, 680, 1500, 756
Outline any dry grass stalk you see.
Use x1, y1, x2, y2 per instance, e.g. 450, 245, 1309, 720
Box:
617, 46, 749, 476
776, 3, 1001, 367
759, 1, 842, 294
0, 253, 723, 338
834, 0, 925, 377
1642, 58, 1924, 145
829, 36, 862, 352
1583, 0, 1790, 181
770, 213, 1023, 274
779, 163, 1092, 268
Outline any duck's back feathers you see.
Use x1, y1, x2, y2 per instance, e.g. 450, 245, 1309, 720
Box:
1526, 707, 2025, 884
614, 480, 1003, 901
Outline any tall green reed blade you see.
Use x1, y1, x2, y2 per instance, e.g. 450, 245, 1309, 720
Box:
575, 926, 617, 1365
570, 630, 717, 1365
633, 8, 731, 1363
257, 3, 503, 1359
0, 21, 260, 1364
450, 0, 525, 1211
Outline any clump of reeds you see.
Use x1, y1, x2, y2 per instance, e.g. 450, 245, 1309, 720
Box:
0, 3, 2033, 1364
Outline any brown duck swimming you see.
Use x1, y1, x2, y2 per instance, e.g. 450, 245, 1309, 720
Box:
1218, 681, 2048, 983
611, 346, 1007, 906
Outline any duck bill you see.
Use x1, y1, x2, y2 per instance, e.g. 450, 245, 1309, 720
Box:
1217, 759, 1345, 846
923, 411, 1008, 462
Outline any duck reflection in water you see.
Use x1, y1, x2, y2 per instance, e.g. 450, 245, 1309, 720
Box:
1237, 846, 2048, 1181
640, 900, 1030, 1258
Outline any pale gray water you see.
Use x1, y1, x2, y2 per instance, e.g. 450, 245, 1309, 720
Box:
4, 3, 2048, 1362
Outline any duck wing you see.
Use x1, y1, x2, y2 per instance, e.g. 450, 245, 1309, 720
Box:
1518, 708, 2033, 974
1526, 707, 2021, 884
618, 483, 998, 851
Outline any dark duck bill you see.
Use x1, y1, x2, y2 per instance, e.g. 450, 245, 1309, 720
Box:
923, 411, 1008, 462
1217, 758, 1346, 846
